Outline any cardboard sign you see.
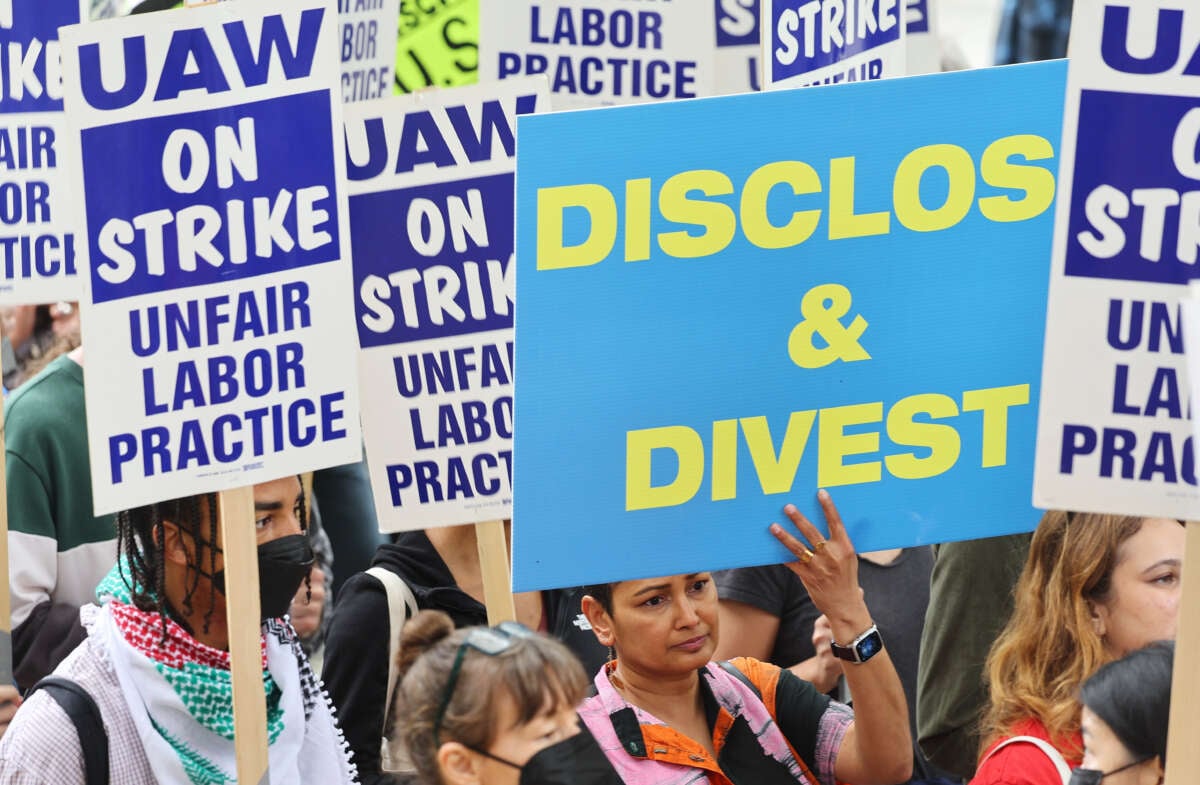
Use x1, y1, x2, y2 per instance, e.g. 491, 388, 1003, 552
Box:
0, 0, 88, 304
763, 0, 907, 89
1034, 1, 1200, 519
716, 0, 761, 94
344, 78, 548, 532
340, 0, 401, 102
60, 0, 362, 515
479, 0, 717, 109
395, 0, 478, 94
905, 0, 939, 75
511, 61, 1066, 591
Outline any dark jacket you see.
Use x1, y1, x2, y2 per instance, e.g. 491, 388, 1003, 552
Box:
321, 531, 606, 785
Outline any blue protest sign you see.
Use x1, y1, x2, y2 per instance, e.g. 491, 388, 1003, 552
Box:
1035, 0, 1200, 519
344, 78, 548, 532
0, 0, 86, 303
512, 61, 1066, 591
716, 0, 761, 93
59, 0, 362, 514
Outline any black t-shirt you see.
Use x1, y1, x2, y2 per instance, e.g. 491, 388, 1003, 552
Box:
713, 547, 933, 738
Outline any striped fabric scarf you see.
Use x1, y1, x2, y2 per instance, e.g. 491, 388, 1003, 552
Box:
94, 563, 358, 785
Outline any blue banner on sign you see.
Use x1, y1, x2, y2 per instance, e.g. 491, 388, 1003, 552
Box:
82, 90, 341, 304
907, 0, 931, 33
512, 61, 1066, 592
716, 0, 760, 47
351, 173, 514, 348
1065, 89, 1200, 285
0, 0, 80, 114
769, 0, 902, 82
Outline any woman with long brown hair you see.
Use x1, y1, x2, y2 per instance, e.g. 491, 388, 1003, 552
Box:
970, 512, 1184, 785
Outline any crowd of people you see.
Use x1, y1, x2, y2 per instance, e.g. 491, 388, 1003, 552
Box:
0, 1, 1183, 784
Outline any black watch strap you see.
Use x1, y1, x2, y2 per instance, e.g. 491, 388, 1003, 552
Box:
830, 624, 883, 664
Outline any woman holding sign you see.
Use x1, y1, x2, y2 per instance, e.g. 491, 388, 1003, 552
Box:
578, 490, 913, 785
972, 512, 1184, 785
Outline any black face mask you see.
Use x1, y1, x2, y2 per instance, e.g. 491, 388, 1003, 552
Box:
212, 534, 314, 621
1068, 757, 1152, 785
470, 728, 622, 785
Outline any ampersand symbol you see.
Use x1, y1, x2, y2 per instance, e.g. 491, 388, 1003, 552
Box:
788, 283, 871, 369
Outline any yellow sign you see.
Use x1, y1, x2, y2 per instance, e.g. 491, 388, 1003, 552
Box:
395, 0, 478, 93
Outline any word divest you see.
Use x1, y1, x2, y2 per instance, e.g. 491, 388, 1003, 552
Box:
764, 0, 907, 89
479, 0, 716, 109
1035, 0, 1200, 518
512, 61, 1066, 590
59, 0, 361, 514
0, 0, 86, 304
345, 77, 547, 531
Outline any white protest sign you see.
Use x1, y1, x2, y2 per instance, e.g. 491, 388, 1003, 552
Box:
762, 0, 906, 89
59, 0, 362, 515
716, 0, 761, 94
0, 1, 90, 305
345, 78, 548, 531
339, 0, 400, 102
479, 0, 716, 109
905, 0, 939, 75
1034, 0, 1200, 518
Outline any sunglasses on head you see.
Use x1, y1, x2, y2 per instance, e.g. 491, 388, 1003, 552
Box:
433, 622, 535, 744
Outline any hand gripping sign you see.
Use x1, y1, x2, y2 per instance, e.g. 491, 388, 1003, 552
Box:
59, 0, 362, 515
1034, 1, 1200, 519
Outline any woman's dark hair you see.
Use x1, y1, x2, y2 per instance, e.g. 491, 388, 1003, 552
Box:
116, 479, 309, 641
582, 583, 616, 615
1080, 641, 1174, 766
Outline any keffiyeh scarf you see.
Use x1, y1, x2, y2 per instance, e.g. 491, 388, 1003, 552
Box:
93, 564, 358, 785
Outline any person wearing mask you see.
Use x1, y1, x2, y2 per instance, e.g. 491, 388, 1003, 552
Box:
971, 513, 1184, 785
389, 610, 621, 785
579, 491, 913, 785
0, 476, 356, 785
1073, 641, 1173, 785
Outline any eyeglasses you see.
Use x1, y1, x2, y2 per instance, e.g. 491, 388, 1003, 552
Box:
433, 622, 534, 744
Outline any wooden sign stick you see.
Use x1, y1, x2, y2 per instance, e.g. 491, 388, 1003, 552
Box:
219, 486, 271, 785
475, 520, 516, 625
1164, 519, 1200, 785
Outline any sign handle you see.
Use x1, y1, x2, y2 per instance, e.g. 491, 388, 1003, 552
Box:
1165, 519, 1200, 785
474, 520, 516, 625
219, 486, 270, 785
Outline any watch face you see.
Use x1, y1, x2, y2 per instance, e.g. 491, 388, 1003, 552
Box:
856, 630, 883, 661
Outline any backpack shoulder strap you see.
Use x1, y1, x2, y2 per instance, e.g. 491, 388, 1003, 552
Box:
717, 660, 762, 699
365, 567, 419, 727
982, 735, 1072, 785
27, 676, 109, 785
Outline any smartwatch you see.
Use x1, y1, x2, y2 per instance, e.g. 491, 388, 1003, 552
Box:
831, 624, 884, 664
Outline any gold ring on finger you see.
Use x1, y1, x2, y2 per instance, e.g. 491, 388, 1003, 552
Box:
813, 540, 827, 552
799, 548, 814, 564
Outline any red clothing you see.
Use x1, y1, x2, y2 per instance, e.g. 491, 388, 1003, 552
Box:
970, 718, 1082, 785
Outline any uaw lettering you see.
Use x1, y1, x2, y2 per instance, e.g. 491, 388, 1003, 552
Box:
498, 3, 698, 100
75, 8, 324, 111
339, 0, 398, 102
626, 282, 1030, 510
536, 133, 1055, 267
1056, 297, 1194, 486
1065, 9, 1200, 284
771, 0, 902, 85
0, 0, 81, 292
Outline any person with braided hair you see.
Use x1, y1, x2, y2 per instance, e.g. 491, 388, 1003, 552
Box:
0, 476, 359, 785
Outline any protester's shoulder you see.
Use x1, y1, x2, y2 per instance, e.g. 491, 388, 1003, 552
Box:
0, 640, 115, 784
974, 725, 1072, 785
5, 358, 83, 447
713, 564, 798, 609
